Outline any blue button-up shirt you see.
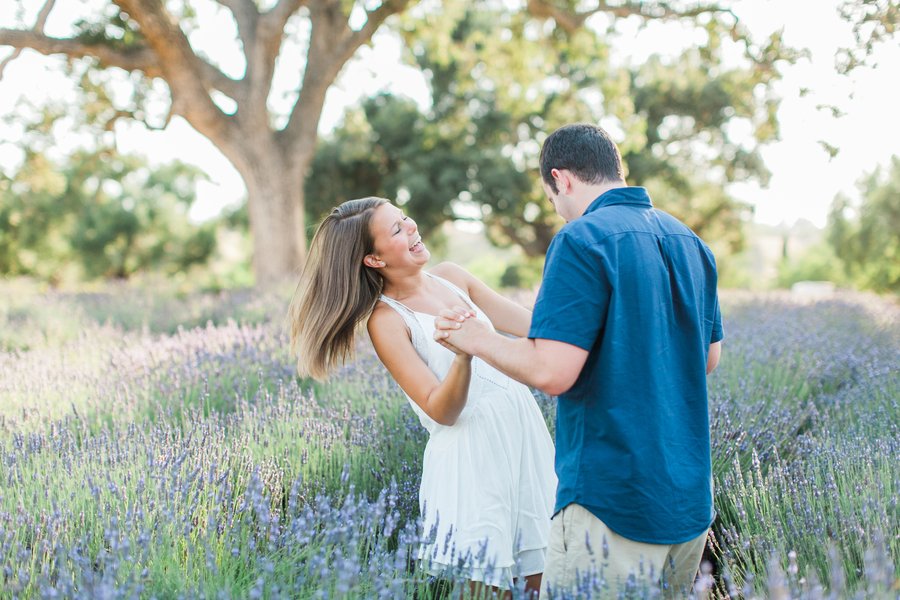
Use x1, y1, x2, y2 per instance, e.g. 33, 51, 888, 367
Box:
529, 186, 723, 544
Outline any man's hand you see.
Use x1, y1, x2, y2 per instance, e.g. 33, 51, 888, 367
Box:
433, 306, 484, 355
434, 304, 590, 395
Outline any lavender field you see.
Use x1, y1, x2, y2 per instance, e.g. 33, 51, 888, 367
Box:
0, 280, 897, 599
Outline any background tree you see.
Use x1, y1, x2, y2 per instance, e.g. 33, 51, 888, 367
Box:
0, 0, 414, 284
304, 92, 473, 239
826, 155, 900, 293
307, 1, 799, 264
0, 84, 216, 283
836, 0, 899, 73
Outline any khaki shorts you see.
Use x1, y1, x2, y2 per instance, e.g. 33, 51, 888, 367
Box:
540, 503, 708, 599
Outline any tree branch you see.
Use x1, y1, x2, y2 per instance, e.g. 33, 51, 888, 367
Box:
0, 48, 22, 78
340, 0, 412, 64
111, 0, 234, 141
233, 0, 305, 114
34, 0, 57, 28
281, 0, 411, 149
0, 28, 242, 98
0, 0, 56, 79
214, 0, 259, 45
526, 0, 736, 33
279, 1, 341, 149
0, 29, 163, 76
265, 0, 309, 31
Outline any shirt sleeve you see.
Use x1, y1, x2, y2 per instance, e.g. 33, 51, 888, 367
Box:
528, 230, 611, 351
711, 295, 724, 343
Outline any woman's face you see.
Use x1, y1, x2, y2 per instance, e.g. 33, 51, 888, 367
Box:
365, 203, 430, 270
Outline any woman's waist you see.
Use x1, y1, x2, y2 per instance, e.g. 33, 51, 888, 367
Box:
417, 395, 528, 435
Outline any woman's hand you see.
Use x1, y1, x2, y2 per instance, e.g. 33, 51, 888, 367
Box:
433, 306, 475, 356
434, 306, 489, 356
434, 306, 475, 330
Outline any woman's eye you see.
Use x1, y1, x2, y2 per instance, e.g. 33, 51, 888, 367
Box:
393, 216, 408, 234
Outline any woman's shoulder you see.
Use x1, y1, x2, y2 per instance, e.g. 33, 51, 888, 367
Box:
368, 299, 400, 324
368, 298, 412, 331
428, 261, 471, 290
366, 299, 412, 346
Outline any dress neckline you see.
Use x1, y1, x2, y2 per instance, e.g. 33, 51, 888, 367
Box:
380, 272, 476, 318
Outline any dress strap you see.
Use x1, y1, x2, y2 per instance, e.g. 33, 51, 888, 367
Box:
424, 272, 478, 313
378, 293, 412, 314
378, 294, 430, 356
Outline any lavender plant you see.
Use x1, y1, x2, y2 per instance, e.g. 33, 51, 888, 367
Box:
0, 281, 896, 598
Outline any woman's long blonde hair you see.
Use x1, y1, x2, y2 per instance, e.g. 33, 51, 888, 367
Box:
289, 197, 388, 380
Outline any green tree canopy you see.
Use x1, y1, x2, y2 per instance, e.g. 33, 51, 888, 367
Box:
0, 88, 216, 283
827, 155, 900, 293
837, 0, 899, 73
306, 1, 800, 261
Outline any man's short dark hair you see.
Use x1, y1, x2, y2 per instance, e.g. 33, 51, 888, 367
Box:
539, 123, 624, 193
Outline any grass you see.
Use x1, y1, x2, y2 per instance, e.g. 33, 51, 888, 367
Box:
0, 278, 897, 598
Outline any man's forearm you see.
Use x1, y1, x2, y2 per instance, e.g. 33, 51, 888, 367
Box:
471, 332, 557, 393
434, 310, 588, 395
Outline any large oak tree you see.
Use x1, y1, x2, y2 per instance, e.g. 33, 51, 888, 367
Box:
2, 0, 782, 284
1, 0, 412, 284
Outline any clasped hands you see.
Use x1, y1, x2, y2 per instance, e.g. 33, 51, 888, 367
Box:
433, 306, 485, 356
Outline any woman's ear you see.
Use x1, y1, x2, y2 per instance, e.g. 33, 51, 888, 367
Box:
363, 254, 385, 269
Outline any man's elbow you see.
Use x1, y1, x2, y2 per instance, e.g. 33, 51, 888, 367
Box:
534, 370, 578, 397
706, 341, 722, 374
540, 381, 573, 397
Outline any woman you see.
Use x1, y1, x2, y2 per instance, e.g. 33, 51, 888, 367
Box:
290, 197, 556, 597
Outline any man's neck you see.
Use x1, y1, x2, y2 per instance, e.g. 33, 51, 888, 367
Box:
571, 179, 628, 216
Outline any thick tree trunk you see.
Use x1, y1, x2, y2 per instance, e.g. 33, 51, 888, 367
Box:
496, 220, 557, 257
230, 141, 310, 286
246, 169, 307, 287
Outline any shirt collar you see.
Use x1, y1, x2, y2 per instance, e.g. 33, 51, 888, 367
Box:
583, 186, 652, 215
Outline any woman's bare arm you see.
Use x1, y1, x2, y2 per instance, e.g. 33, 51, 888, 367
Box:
430, 262, 532, 337
367, 303, 472, 426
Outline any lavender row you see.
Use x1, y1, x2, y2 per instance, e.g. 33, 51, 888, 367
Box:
0, 285, 897, 597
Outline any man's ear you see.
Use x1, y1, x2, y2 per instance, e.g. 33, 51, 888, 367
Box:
551, 168, 570, 194
363, 254, 385, 269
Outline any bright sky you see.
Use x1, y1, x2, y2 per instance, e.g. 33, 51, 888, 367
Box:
1, 0, 897, 229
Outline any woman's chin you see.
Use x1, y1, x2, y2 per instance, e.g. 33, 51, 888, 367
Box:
411, 245, 430, 261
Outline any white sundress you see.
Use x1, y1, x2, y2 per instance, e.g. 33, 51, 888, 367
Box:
378, 274, 557, 589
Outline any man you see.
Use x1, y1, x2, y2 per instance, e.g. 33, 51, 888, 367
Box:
434, 123, 723, 597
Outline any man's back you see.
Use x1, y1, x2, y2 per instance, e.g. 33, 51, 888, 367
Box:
529, 186, 723, 544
